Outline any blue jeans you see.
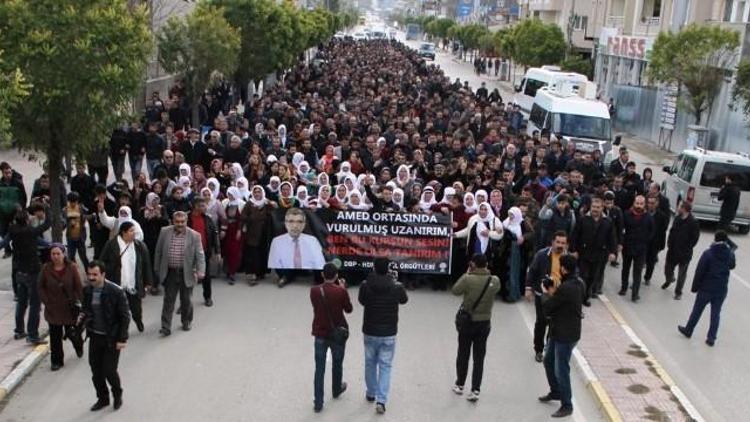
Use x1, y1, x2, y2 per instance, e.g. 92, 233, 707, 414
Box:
147, 158, 161, 180
364, 335, 396, 404
314, 337, 346, 407
685, 291, 726, 342
15, 271, 41, 339
543, 338, 577, 408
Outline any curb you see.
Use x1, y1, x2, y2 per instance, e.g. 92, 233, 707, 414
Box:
572, 344, 623, 422
598, 294, 704, 422
0, 343, 49, 402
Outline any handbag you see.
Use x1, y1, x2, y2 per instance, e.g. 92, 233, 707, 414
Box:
455, 276, 492, 332
319, 285, 349, 345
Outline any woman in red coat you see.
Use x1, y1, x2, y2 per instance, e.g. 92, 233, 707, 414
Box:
38, 244, 84, 371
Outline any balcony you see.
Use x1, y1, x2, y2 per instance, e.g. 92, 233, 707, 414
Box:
606, 15, 625, 29
528, 0, 563, 12
707, 20, 750, 63
633, 16, 662, 36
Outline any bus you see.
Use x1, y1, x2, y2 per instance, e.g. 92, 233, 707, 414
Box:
406, 24, 421, 40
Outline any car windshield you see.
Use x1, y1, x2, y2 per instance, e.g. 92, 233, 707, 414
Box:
420, 44, 434, 51
551, 113, 611, 141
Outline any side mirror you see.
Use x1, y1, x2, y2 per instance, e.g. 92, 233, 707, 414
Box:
613, 135, 622, 146
662, 165, 672, 174
514, 84, 521, 93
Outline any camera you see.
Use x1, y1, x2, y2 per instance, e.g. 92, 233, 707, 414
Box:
541, 275, 555, 290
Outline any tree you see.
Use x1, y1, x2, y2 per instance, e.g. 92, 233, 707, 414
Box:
0, 0, 152, 241
0, 52, 30, 143
560, 54, 593, 79
647, 24, 739, 124
507, 19, 565, 68
732, 59, 750, 119
157, 3, 240, 126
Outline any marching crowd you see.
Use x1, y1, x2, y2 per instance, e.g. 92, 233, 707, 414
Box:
0, 37, 740, 417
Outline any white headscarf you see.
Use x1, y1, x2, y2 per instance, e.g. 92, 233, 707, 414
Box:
231, 162, 244, 182
278, 124, 288, 146
296, 185, 309, 208
292, 152, 305, 169
441, 187, 456, 204
418, 187, 437, 211
206, 177, 220, 199
474, 203, 496, 254
178, 176, 192, 198
343, 175, 357, 193
503, 206, 523, 239
179, 163, 192, 179
475, 189, 488, 205
236, 177, 250, 200
267, 176, 281, 193
393, 188, 405, 209
279, 181, 294, 199
115, 206, 144, 241
336, 161, 354, 182
396, 164, 412, 187
463, 192, 477, 214
317, 172, 330, 188
334, 185, 348, 204
200, 187, 217, 208
318, 185, 332, 208
225, 186, 245, 208
347, 190, 371, 210
249, 185, 268, 208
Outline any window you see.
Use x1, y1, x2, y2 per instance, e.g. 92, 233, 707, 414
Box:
573, 15, 588, 31
700, 162, 750, 191
530, 104, 548, 129
640, 0, 661, 21
551, 113, 611, 141
724, 0, 734, 22
524, 78, 547, 98
676, 155, 697, 182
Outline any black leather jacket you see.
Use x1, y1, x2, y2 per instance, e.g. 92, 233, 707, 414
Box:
82, 280, 131, 343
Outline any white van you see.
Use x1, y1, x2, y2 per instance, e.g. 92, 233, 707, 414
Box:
514, 66, 588, 114
662, 148, 750, 233
526, 85, 612, 155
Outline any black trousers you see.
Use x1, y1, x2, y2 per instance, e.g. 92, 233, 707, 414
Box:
49, 324, 82, 366
579, 258, 607, 299
665, 254, 691, 295
533, 294, 548, 354
621, 253, 646, 298
455, 320, 491, 392
161, 269, 193, 330
126, 292, 142, 326
201, 252, 212, 300
643, 244, 662, 281
243, 244, 268, 278
89, 333, 122, 402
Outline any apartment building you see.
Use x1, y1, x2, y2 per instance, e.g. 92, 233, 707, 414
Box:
522, 0, 608, 57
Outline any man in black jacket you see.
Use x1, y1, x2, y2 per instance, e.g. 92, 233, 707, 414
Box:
79, 261, 131, 412
526, 231, 568, 362
619, 195, 654, 302
643, 195, 670, 286
571, 197, 617, 305
718, 174, 741, 231
662, 201, 701, 300
538, 254, 583, 418
603, 191, 624, 268
358, 258, 408, 415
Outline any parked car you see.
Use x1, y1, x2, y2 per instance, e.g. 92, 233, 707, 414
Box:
418, 42, 435, 60
662, 148, 750, 233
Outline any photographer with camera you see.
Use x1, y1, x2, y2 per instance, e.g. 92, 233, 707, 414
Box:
38, 243, 84, 370
526, 231, 568, 363
309, 263, 353, 413
538, 254, 584, 418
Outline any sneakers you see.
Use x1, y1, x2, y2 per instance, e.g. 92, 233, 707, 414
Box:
677, 325, 692, 339
13, 332, 26, 340
205, 298, 213, 307
535, 352, 544, 363
366, 395, 375, 402
452, 385, 464, 395
466, 390, 480, 402
277, 277, 287, 288
375, 402, 386, 414
661, 281, 671, 290
159, 328, 171, 337
27, 337, 47, 345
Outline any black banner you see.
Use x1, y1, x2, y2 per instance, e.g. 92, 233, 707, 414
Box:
325, 211, 453, 274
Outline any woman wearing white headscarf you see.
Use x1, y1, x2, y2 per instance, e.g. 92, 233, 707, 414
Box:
336, 161, 355, 183
178, 176, 193, 200
240, 185, 275, 284
222, 186, 246, 212
98, 205, 144, 241
330, 184, 348, 210
179, 163, 192, 179
454, 202, 503, 258
236, 177, 251, 201
440, 187, 456, 204
343, 175, 357, 193
277, 124, 288, 148
317, 185, 332, 209
200, 187, 225, 225
266, 176, 281, 202
418, 186, 438, 212
292, 152, 305, 169
206, 177, 221, 201
296, 185, 310, 208
347, 190, 371, 211
138, 192, 168, 275
393, 188, 405, 210
501, 207, 530, 302
278, 181, 298, 209
231, 162, 244, 182
463, 192, 478, 215
475, 190, 488, 205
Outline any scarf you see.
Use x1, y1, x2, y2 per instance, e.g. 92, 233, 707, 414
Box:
179, 163, 191, 179
143, 193, 161, 219
393, 188, 405, 209
463, 192, 477, 214
178, 176, 192, 198
206, 177, 220, 199
396, 164, 412, 187
347, 191, 371, 210
334, 185, 348, 204
296, 185, 309, 208
236, 177, 250, 200
418, 188, 437, 212
267, 176, 281, 193
440, 187, 456, 204
249, 185, 268, 208
317, 185, 332, 208
475, 203, 496, 254
225, 187, 244, 208
336, 161, 354, 182
503, 206, 523, 239
475, 189, 488, 205
231, 162, 244, 182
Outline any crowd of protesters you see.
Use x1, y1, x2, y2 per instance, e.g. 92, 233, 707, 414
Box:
0, 36, 738, 417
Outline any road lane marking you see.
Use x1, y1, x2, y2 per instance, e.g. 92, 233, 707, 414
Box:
730, 272, 750, 290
